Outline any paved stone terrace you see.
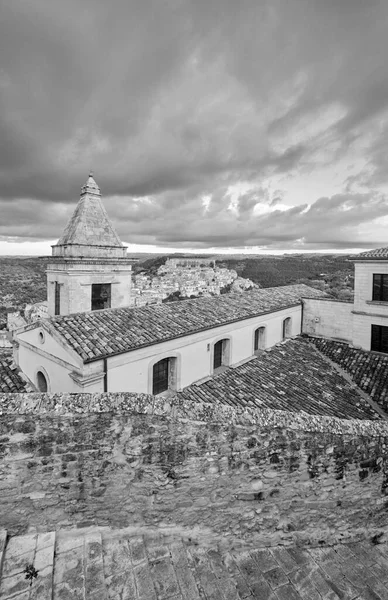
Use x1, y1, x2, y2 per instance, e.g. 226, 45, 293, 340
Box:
1, 527, 388, 599
309, 337, 388, 413
177, 338, 381, 420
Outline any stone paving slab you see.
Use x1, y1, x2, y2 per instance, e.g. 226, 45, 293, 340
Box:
1, 528, 388, 599
0, 534, 38, 599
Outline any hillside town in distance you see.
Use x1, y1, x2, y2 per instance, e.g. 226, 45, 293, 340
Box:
131, 257, 256, 306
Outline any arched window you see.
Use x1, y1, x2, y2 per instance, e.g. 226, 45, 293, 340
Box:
282, 317, 292, 340
254, 327, 266, 353
213, 338, 230, 372
152, 357, 178, 395
36, 370, 48, 392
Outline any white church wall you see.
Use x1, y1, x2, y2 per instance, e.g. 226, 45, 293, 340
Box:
17, 343, 80, 393
15, 324, 84, 392
17, 325, 82, 367
106, 305, 301, 393
302, 298, 353, 343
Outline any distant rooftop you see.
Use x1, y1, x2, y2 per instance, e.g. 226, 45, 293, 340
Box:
40, 284, 326, 362
176, 337, 381, 421
355, 247, 388, 260
0, 351, 29, 393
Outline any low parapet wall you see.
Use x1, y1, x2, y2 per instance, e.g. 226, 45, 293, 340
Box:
1, 392, 388, 549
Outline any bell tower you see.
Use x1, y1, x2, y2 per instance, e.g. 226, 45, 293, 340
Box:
47, 173, 135, 316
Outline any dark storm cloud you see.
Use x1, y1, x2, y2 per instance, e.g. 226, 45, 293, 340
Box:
1, 0, 388, 248
105, 189, 388, 249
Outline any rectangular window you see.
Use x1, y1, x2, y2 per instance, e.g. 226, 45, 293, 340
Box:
372, 274, 388, 301
254, 327, 265, 351
371, 325, 388, 354
153, 358, 169, 395
214, 340, 223, 369
91, 283, 111, 310
54, 282, 60, 316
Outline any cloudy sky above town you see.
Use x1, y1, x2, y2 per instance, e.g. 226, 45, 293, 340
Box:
2, 0, 388, 255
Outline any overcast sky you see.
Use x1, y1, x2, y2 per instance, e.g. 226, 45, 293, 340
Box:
2, 0, 388, 255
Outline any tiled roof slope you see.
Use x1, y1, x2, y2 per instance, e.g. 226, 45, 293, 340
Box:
176, 338, 379, 420
309, 337, 388, 413
47, 284, 325, 362
0, 351, 29, 393
355, 247, 388, 259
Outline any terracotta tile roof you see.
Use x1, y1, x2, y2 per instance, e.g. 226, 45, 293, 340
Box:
355, 247, 388, 259
47, 284, 325, 363
309, 337, 388, 413
0, 351, 29, 393
176, 337, 380, 420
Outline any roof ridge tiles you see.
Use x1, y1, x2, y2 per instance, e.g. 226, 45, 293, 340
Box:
355, 246, 388, 260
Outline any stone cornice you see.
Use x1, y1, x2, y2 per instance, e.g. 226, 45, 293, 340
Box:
46, 257, 137, 266
69, 370, 105, 388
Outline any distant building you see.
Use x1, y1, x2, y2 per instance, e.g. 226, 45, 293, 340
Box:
7, 311, 28, 332
0, 330, 12, 349
164, 258, 216, 269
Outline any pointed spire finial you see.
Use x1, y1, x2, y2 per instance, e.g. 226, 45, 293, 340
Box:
81, 171, 100, 196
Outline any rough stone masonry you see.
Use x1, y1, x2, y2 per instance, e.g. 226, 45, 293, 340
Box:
1, 392, 388, 551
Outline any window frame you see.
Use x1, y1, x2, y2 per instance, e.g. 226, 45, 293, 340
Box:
35, 367, 50, 392
54, 282, 61, 316
211, 337, 231, 373
372, 274, 388, 302
254, 326, 266, 353
91, 283, 112, 311
213, 340, 223, 370
149, 354, 180, 396
282, 317, 292, 341
371, 324, 388, 354
152, 357, 170, 395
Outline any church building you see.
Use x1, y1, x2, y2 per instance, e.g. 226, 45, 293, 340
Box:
12, 175, 388, 394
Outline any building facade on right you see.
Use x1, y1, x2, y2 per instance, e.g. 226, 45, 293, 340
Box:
353, 248, 388, 353
303, 247, 388, 353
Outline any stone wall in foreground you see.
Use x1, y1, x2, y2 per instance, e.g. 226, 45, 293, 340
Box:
1, 392, 388, 549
